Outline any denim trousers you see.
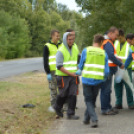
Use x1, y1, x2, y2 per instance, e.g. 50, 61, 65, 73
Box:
83, 83, 101, 122
100, 74, 113, 113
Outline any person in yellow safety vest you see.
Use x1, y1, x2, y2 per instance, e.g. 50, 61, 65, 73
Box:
62, 29, 81, 111
54, 32, 80, 120
127, 33, 134, 70
43, 30, 62, 112
78, 34, 109, 127
114, 29, 134, 109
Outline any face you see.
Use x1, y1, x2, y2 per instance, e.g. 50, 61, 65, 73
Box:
127, 38, 134, 45
111, 30, 119, 41
52, 32, 60, 43
118, 35, 126, 43
71, 31, 75, 40
67, 35, 74, 47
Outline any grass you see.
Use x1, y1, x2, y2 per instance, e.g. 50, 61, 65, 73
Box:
0, 71, 56, 134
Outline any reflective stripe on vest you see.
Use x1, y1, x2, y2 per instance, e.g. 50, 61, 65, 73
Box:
46, 43, 62, 71
56, 45, 79, 76
82, 46, 105, 80
101, 39, 117, 67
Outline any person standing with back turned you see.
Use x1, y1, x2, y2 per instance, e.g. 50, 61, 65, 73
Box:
78, 34, 109, 127
101, 27, 124, 115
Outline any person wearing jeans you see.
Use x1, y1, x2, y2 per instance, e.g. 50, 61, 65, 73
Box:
78, 34, 109, 127
100, 27, 124, 115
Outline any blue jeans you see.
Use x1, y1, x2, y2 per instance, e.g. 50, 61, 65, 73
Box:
83, 83, 101, 122
100, 74, 113, 113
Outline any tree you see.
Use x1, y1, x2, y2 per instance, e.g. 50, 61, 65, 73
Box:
0, 10, 31, 59
75, 0, 134, 48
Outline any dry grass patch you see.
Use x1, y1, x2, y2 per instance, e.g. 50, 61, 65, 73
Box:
0, 71, 56, 134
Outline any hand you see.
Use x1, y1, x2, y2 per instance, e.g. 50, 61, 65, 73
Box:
70, 72, 78, 77
118, 58, 123, 62
47, 74, 52, 81
75, 69, 81, 76
120, 64, 124, 69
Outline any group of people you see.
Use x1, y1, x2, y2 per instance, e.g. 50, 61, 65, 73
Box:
43, 26, 134, 128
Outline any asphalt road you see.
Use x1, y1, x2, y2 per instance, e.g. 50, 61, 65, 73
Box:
0, 57, 44, 79
50, 75, 134, 134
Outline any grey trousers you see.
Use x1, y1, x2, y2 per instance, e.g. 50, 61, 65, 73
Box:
49, 71, 57, 107
54, 76, 78, 115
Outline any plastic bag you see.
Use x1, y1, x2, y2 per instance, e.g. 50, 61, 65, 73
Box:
115, 67, 134, 99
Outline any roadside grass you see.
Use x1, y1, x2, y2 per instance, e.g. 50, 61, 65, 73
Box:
0, 71, 56, 134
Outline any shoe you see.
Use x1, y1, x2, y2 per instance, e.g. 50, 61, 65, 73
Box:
90, 121, 98, 128
67, 115, 79, 120
114, 105, 123, 109
111, 108, 119, 114
75, 106, 78, 109
55, 110, 63, 117
102, 110, 116, 115
48, 106, 55, 113
129, 105, 134, 109
83, 120, 90, 125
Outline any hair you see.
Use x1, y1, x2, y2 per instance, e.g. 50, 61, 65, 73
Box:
108, 26, 118, 33
66, 29, 74, 32
93, 34, 104, 43
51, 30, 59, 37
67, 33, 73, 38
119, 29, 124, 36
126, 33, 134, 40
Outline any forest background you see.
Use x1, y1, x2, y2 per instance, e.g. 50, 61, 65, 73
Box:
0, 0, 134, 60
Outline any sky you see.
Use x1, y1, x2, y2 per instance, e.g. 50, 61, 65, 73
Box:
55, 0, 81, 12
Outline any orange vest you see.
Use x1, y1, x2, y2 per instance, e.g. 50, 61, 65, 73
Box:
101, 39, 117, 67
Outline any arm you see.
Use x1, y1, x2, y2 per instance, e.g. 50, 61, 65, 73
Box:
59, 67, 78, 77
104, 52, 109, 78
124, 48, 133, 69
78, 48, 86, 70
104, 42, 123, 67
43, 45, 50, 74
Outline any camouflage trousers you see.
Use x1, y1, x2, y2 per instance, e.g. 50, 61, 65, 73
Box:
48, 71, 57, 107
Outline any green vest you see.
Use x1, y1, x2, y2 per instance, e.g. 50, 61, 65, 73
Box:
45, 43, 62, 71
114, 40, 132, 68
56, 44, 79, 76
131, 45, 134, 70
82, 46, 105, 80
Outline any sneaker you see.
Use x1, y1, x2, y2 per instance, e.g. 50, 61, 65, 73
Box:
67, 115, 79, 120
129, 105, 134, 109
114, 105, 123, 109
83, 120, 90, 125
48, 106, 55, 113
90, 121, 98, 128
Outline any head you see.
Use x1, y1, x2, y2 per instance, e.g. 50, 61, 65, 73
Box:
67, 33, 74, 48
93, 34, 104, 47
66, 29, 75, 40
51, 30, 60, 44
126, 33, 134, 45
118, 29, 126, 43
107, 27, 119, 41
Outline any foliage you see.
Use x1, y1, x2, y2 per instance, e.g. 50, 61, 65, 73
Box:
0, 10, 31, 59
0, 0, 84, 59
75, 0, 134, 48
